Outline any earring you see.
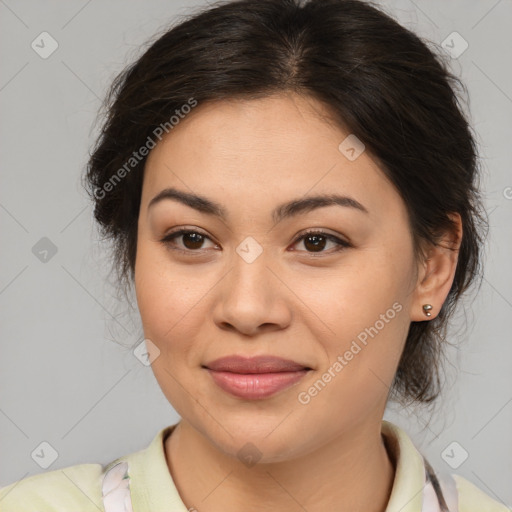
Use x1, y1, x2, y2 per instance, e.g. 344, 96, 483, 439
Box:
422, 304, 433, 317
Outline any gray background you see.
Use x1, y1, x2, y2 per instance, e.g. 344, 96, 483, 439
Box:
1, 0, 511, 506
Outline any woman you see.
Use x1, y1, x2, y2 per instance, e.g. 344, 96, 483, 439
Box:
0, 0, 507, 510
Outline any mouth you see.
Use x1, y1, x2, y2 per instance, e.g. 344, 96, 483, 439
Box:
202, 355, 312, 400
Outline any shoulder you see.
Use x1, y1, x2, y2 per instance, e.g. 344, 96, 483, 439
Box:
0, 424, 176, 512
381, 421, 510, 512
0, 463, 104, 511
452, 474, 511, 512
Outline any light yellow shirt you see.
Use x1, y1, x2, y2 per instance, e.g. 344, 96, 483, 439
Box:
0, 420, 509, 511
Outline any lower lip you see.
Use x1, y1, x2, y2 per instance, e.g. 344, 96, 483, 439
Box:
206, 369, 309, 400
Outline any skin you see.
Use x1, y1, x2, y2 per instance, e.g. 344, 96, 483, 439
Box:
134, 92, 462, 512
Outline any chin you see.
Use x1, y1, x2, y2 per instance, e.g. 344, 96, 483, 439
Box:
195, 415, 313, 465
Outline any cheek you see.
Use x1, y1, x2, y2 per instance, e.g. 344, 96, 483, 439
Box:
135, 239, 186, 325
294, 298, 408, 436
294, 251, 411, 339
134, 242, 216, 360
134, 244, 210, 415
293, 250, 413, 406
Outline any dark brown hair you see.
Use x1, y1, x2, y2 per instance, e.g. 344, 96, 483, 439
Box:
83, 0, 488, 405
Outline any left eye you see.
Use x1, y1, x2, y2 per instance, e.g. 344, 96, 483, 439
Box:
159, 229, 351, 254
291, 230, 351, 254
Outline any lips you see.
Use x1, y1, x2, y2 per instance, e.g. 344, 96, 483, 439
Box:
204, 355, 310, 373
203, 355, 312, 400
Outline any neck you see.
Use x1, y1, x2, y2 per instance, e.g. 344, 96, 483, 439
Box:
165, 418, 395, 512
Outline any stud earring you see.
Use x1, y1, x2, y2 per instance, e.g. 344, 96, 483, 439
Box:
422, 304, 433, 317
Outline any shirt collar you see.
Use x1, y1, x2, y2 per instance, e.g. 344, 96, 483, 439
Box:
103, 420, 429, 511
382, 420, 427, 512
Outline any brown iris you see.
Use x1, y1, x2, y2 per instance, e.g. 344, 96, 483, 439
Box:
302, 234, 327, 252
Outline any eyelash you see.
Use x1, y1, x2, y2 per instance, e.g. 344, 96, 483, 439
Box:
159, 228, 352, 256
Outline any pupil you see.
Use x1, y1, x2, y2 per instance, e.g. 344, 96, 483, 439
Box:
183, 233, 204, 249
304, 235, 326, 252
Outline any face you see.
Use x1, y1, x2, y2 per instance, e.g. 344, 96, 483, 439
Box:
134, 93, 420, 462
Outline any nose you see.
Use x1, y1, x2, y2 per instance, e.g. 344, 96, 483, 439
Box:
212, 251, 292, 337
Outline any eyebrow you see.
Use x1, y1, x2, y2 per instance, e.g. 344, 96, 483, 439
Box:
148, 187, 369, 224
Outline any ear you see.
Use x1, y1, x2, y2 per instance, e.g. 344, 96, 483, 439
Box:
410, 213, 463, 322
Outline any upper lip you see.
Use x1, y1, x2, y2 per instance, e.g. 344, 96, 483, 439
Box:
204, 355, 311, 374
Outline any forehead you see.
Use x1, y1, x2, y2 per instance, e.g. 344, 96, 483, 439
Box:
142, 93, 404, 222
147, 93, 348, 163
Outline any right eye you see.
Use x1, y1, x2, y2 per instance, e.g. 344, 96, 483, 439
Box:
159, 229, 219, 254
